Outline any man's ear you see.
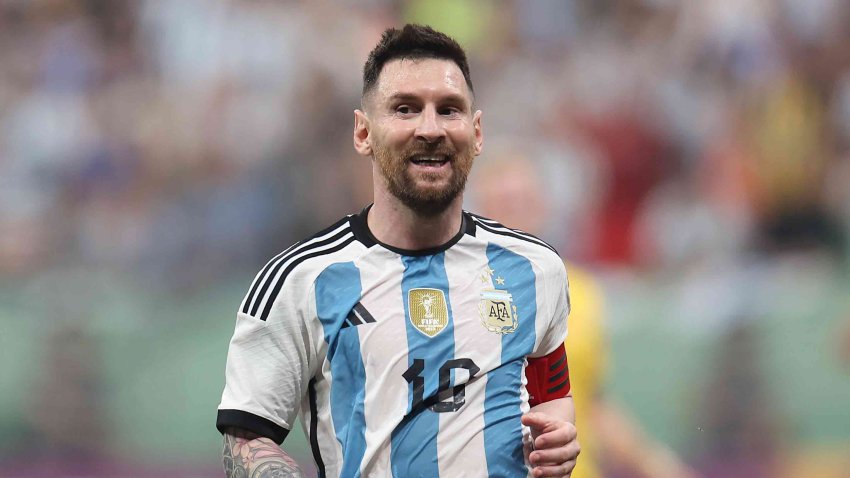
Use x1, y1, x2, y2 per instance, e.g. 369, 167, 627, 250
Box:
353, 109, 372, 156
473, 110, 484, 156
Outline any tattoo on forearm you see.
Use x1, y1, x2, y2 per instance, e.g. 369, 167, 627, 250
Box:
223, 433, 249, 478
222, 429, 302, 478
253, 461, 299, 478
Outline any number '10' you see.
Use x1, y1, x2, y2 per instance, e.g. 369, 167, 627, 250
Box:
402, 358, 480, 413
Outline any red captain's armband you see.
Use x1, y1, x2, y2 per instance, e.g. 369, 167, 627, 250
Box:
525, 345, 570, 407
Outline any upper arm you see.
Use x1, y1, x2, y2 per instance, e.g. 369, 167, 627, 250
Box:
525, 256, 571, 406
532, 255, 570, 358
217, 268, 322, 444
526, 343, 571, 407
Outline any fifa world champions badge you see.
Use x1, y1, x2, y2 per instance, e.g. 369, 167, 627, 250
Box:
408, 288, 449, 337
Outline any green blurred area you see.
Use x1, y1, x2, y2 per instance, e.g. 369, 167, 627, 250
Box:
2, 265, 848, 469
0, 272, 311, 469
605, 269, 850, 449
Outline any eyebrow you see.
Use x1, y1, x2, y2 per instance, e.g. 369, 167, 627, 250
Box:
387, 92, 470, 107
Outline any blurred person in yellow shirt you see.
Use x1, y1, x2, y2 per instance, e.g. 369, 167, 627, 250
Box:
468, 146, 697, 478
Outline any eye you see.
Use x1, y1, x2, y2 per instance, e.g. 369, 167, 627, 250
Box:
439, 107, 460, 116
396, 105, 416, 115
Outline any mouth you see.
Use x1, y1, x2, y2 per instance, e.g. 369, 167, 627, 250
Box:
409, 154, 451, 168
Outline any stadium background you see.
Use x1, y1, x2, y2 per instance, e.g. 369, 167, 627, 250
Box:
1, 0, 849, 476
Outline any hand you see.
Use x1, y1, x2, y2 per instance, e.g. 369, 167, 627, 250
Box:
521, 411, 580, 477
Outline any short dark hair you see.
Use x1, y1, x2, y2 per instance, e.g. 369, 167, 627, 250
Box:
362, 24, 473, 99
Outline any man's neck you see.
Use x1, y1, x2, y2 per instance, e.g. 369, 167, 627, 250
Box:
367, 194, 464, 251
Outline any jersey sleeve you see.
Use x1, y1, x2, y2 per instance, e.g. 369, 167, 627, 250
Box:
531, 257, 570, 358
216, 270, 320, 444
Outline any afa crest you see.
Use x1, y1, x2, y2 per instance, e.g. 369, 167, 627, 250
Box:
479, 289, 518, 334
408, 288, 449, 337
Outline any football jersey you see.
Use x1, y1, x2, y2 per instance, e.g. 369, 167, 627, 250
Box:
217, 207, 570, 478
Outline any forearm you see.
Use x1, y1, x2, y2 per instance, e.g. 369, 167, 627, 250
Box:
222, 427, 303, 478
523, 395, 580, 476
529, 395, 575, 424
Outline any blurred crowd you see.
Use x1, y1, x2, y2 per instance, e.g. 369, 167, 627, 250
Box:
2, 0, 850, 476
2, 0, 849, 285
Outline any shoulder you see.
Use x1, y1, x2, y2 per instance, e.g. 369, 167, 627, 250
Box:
466, 212, 563, 271
239, 214, 368, 321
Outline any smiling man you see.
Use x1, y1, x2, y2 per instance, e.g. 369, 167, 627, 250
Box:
217, 24, 579, 478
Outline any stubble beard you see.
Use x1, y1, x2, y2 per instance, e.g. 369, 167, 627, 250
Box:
373, 143, 475, 217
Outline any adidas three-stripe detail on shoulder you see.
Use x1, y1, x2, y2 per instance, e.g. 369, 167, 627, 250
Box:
241, 216, 357, 321
342, 302, 377, 329
468, 213, 559, 256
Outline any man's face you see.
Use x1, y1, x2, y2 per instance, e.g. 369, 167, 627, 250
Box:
361, 58, 483, 216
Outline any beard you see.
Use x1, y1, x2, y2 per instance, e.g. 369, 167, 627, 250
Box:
373, 141, 475, 217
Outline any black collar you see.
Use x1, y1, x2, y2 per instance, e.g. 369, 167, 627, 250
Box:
350, 205, 476, 256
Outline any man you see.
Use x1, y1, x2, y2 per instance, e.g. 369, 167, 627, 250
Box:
217, 24, 579, 477
470, 148, 697, 478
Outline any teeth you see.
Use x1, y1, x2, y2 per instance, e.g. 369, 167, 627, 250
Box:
413, 156, 445, 162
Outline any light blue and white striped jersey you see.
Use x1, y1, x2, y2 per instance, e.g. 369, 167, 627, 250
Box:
218, 207, 570, 478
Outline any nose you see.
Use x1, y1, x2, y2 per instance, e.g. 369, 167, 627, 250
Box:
414, 106, 446, 144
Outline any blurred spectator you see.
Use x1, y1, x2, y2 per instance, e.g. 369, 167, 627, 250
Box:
692, 321, 785, 478
17, 324, 111, 476
467, 149, 697, 478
